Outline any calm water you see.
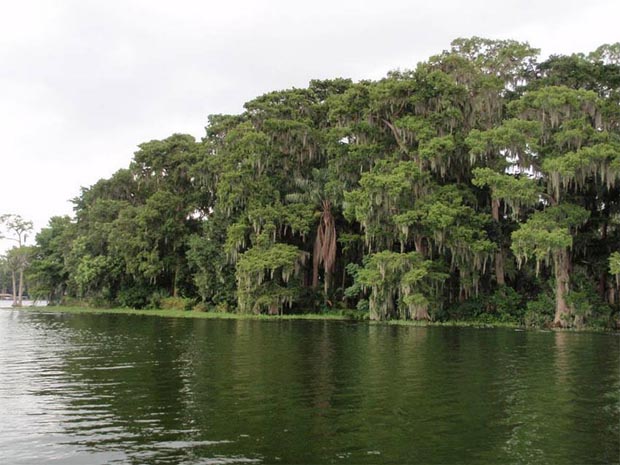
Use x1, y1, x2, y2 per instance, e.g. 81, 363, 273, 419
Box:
0, 310, 618, 464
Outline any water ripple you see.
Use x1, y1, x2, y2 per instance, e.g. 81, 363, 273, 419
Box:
0, 310, 618, 464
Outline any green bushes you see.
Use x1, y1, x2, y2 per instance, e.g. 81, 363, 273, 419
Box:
441, 287, 525, 325
192, 301, 210, 312
159, 296, 195, 311
27, 40, 620, 329
523, 292, 555, 328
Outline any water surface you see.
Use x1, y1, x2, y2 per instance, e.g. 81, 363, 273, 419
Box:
0, 309, 618, 464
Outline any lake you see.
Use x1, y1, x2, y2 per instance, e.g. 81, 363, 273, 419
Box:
0, 309, 618, 464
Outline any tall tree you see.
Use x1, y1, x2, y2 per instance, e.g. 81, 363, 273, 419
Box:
506, 83, 619, 326
28, 216, 75, 303
5, 247, 33, 306
0, 214, 33, 247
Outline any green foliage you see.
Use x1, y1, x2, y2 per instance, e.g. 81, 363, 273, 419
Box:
568, 268, 615, 328
512, 204, 589, 272
117, 285, 153, 309
352, 251, 447, 320
28, 216, 75, 302
488, 287, 526, 323
235, 240, 306, 314
26, 38, 619, 328
508, 86, 600, 130
524, 292, 555, 328
610, 252, 620, 281
338, 308, 369, 320
188, 214, 237, 307
192, 301, 211, 312
160, 297, 195, 311
344, 160, 429, 249
0, 214, 33, 247
439, 287, 525, 324
471, 168, 539, 216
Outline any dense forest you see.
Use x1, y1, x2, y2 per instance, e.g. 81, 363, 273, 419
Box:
6, 38, 620, 328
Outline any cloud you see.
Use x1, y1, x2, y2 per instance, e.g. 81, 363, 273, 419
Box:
0, 0, 618, 252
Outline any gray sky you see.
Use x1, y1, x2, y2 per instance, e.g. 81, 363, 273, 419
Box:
1, 0, 618, 252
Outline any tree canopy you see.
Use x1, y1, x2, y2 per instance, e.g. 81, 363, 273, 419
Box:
25, 38, 620, 328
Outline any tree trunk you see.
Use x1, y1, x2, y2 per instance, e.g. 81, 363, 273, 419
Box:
413, 305, 430, 321
491, 199, 505, 286
172, 263, 179, 298
413, 236, 427, 257
324, 270, 332, 299
18, 268, 24, 306
313, 201, 337, 301
382, 119, 406, 152
491, 198, 500, 222
312, 233, 321, 289
495, 250, 505, 286
599, 222, 608, 300
11, 270, 17, 306
599, 271, 607, 301
553, 248, 572, 327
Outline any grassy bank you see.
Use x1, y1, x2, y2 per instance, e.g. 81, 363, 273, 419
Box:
18, 306, 351, 321
8, 306, 617, 332
12, 305, 520, 328
380, 318, 522, 329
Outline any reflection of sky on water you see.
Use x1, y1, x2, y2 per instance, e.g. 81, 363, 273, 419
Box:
0, 300, 48, 309
0, 311, 261, 464
0, 312, 618, 465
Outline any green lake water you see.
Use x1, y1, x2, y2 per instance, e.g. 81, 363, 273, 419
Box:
0, 309, 618, 464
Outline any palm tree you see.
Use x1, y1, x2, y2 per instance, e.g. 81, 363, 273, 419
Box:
287, 169, 337, 297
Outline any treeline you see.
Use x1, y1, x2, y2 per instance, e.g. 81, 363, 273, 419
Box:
27, 38, 620, 328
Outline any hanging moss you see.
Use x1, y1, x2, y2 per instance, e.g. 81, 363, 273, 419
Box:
609, 252, 620, 288
236, 241, 307, 314
472, 168, 540, 218
352, 251, 447, 321
31, 39, 620, 325
542, 143, 620, 198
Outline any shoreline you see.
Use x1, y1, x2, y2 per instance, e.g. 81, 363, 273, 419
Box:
2, 305, 349, 321
3, 305, 617, 333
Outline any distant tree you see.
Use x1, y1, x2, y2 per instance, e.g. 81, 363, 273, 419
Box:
5, 247, 33, 306
0, 256, 10, 296
1, 214, 33, 306
0, 214, 33, 247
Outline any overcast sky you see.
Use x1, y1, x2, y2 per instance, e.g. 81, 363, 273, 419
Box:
1, 0, 618, 252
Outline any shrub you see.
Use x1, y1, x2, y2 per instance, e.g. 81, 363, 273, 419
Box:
147, 290, 167, 309
214, 302, 232, 313
568, 269, 613, 328
443, 295, 486, 321
117, 287, 151, 309
356, 298, 369, 314
340, 309, 369, 320
192, 301, 210, 312
160, 297, 194, 311
489, 287, 525, 324
524, 292, 554, 328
